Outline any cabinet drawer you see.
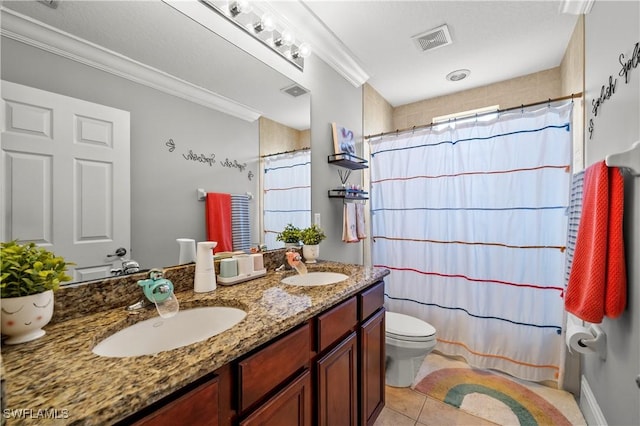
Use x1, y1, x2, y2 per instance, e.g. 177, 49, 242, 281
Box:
240, 370, 311, 426
238, 323, 311, 412
133, 376, 219, 426
359, 281, 385, 321
317, 296, 357, 353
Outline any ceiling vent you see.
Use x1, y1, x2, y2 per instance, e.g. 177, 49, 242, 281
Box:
412, 24, 452, 53
281, 84, 309, 98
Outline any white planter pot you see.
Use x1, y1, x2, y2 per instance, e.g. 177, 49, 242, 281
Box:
1, 290, 54, 345
302, 244, 320, 263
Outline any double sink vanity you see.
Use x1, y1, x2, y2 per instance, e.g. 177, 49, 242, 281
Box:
1, 252, 389, 425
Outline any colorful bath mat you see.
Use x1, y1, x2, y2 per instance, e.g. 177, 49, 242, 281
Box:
413, 353, 586, 426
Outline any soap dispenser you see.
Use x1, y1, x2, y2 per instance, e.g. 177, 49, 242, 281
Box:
194, 241, 218, 293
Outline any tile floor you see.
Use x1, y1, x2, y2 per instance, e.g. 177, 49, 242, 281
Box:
374, 385, 499, 426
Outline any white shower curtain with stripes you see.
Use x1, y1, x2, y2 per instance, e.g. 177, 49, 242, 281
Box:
370, 102, 573, 382
262, 150, 311, 249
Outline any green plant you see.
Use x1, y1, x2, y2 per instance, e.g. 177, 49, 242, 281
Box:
0, 240, 74, 298
276, 223, 302, 244
300, 224, 327, 245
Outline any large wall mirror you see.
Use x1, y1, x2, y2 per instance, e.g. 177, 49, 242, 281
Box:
0, 0, 310, 283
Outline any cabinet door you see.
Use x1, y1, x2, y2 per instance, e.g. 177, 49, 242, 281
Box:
133, 377, 218, 426
317, 332, 358, 426
360, 309, 385, 426
240, 370, 311, 426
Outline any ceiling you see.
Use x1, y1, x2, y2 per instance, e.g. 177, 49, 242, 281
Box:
1, 0, 579, 126
302, 0, 579, 106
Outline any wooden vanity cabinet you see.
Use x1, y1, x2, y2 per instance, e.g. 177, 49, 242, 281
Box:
129, 281, 386, 426
236, 280, 386, 426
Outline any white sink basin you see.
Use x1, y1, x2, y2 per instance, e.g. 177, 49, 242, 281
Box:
281, 272, 349, 286
93, 306, 246, 357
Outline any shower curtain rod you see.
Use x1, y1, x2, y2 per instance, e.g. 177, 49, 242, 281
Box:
260, 147, 310, 158
364, 92, 583, 140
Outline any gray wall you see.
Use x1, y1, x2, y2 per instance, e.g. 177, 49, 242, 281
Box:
306, 54, 364, 265
583, 1, 640, 424
1, 37, 260, 270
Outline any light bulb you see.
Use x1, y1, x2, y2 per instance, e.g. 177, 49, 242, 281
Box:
281, 29, 295, 46
254, 13, 275, 33
261, 14, 276, 32
296, 42, 311, 58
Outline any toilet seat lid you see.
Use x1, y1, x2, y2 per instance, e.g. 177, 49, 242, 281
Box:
386, 311, 436, 338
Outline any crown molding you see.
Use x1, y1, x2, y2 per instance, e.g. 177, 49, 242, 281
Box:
0, 7, 261, 122
559, 0, 595, 15
261, 1, 370, 88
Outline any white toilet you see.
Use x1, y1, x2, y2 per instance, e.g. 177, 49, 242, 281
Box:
385, 311, 437, 387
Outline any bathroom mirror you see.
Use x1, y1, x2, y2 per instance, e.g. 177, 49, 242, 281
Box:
0, 0, 310, 282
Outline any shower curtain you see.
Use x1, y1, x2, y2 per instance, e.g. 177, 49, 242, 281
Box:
262, 150, 311, 249
370, 102, 573, 382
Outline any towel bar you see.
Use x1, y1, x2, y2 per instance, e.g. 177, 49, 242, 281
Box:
197, 189, 253, 201
605, 140, 640, 176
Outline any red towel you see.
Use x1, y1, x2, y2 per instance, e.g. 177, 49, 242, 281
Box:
205, 192, 233, 252
565, 161, 627, 323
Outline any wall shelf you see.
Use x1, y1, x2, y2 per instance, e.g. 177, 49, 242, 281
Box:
328, 188, 369, 200
328, 153, 368, 170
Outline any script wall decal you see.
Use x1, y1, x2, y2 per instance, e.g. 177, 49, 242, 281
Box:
588, 41, 639, 140
165, 138, 252, 180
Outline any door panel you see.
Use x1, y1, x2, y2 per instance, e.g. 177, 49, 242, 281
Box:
3, 151, 52, 243
1, 80, 130, 282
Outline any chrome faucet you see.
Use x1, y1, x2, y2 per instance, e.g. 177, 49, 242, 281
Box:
111, 259, 140, 276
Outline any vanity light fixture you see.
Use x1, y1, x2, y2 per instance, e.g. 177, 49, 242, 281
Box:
201, 0, 311, 70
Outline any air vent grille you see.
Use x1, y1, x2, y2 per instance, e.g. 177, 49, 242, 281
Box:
281, 84, 309, 98
412, 24, 452, 52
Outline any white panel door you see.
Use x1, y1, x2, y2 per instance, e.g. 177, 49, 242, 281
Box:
1, 80, 130, 283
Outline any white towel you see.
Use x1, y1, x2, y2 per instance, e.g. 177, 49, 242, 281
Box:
342, 203, 358, 243
355, 203, 367, 240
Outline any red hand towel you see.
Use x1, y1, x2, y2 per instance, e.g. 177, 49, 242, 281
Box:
205, 192, 233, 252
565, 161, 626, 323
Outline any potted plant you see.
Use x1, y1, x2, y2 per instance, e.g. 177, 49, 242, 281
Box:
300, 224, 327, 263
1, 240, 73, 344
276, 223, 302, 247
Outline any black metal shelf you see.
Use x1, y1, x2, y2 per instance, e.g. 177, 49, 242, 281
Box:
328, 188, 369, 200
327, 153, 368, 170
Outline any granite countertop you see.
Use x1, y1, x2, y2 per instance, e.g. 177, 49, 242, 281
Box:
1, 261, 389, 425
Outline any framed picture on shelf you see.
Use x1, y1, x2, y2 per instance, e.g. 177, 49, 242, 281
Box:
331, 123, 356, 157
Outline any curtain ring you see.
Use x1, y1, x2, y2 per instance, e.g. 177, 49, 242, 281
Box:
548, 98, 551, 108
412, 126, 416, 134
521, 104, 524, 114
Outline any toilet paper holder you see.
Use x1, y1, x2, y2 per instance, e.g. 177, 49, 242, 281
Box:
579, 324, 607, 361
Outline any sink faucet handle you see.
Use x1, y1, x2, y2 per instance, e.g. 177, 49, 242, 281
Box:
147, 268, 164, 280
